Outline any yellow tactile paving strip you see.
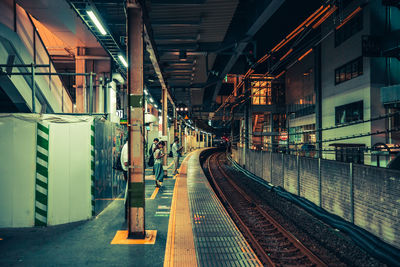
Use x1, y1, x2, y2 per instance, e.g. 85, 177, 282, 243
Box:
110, 230, 157, 245
164, 151, 198, 267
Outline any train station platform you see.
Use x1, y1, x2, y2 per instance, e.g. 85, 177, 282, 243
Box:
0, 149, 261, 267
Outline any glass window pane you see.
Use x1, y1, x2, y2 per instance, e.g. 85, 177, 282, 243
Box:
346, 64, 352, 81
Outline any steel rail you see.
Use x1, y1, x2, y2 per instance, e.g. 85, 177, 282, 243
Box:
209, 152, 327, 267
206, 153, 275, 266
215, 153, 327, 267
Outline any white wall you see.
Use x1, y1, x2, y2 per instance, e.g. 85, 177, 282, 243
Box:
0, 116, 36, 227
47, 121, 92, 225
320, 2, 373, 162
0, 115, 93, 227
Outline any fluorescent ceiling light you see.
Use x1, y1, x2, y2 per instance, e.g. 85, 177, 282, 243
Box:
118, 55, 128, 68
149, 97, 154, 103
154, 104, 158, 108
87, 10, 107, 35
144, 89, 148, 95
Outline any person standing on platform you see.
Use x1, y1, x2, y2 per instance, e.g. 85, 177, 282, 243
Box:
172, 137, 183, 175
120, 140, 129, 219
154, 141, 166, 187
148, 138, 159, 170
121, 141, 128, 180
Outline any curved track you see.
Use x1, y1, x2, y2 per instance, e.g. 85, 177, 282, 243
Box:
206, 152, 327, 267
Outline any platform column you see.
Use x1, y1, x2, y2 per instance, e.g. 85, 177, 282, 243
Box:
75, 47, 86, 113
162, 87, 168, 169
127, 0, 145, 238
184, 127, 188, 152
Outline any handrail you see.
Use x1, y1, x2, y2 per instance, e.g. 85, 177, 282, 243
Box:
26, 11, 74, 111
13, 4, 73, 112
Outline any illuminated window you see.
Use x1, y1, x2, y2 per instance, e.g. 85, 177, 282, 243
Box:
251, 80, 272, 105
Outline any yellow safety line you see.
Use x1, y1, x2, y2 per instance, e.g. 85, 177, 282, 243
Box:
148, 187, 159, 200
163, 152, 194, 267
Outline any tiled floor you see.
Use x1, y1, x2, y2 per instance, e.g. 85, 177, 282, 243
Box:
0, 151, 261, 267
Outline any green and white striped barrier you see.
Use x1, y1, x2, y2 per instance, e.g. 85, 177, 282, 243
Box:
35, 122, 49, 226
91, 122, 95, 216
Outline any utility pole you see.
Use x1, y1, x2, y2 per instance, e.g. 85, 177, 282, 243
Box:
127, 0, 145, 238
314, 44, 322, 158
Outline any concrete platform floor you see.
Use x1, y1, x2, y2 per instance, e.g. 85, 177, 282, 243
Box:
0, 158, 181, 267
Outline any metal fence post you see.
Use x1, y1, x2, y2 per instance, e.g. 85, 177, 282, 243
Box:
270, 150, 273, 183
282, 153, 284, 187
350, 162, 354, 224
318, 158, 322, 207
297, 155, 300, 196
261, 150, 264, 180
89, 72, 93, 115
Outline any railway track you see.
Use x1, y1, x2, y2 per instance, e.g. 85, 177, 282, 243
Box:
206, 152, 327, 267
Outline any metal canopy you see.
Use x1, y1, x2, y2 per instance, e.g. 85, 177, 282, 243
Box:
68, 0, 239, 109
67, 0, 321, 124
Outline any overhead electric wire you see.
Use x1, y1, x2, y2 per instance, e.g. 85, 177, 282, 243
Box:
215, 1, 338, 115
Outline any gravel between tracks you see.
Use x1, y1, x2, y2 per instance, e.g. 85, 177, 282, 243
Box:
208, 154, 386, 267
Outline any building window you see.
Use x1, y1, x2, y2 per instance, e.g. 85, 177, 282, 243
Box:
335, 57, 363, 85
335, 100, 363, 125
251, 80, 272, 105
335, 9, 363, 47
333, 144, 365, 164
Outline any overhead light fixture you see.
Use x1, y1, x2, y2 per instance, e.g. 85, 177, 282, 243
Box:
87, 10, 107, 35
149, 97, 154, 103
118, 55, 128, 68
184, 107, 188, 111
144, 89, 148, 95
154, 104, 158, 108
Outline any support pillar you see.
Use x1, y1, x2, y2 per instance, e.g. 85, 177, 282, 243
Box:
173, 108, 178, 137
75, 47, 86, 113
162, 87, 168, 168
178, 120, 182, 147
197, 131, 200, 148
315, 44, 322, 158
184, 127, 188, 153
127, 2, 145, 238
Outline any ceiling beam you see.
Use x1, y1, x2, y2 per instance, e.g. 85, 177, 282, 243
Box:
151, 0, 205, 4
212, 0, 285, 101
151, 20, 201, 27
164, 61, 194, 65
144, 25, 175, 106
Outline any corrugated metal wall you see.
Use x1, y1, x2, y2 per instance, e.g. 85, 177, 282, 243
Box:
94, 119, 126, 215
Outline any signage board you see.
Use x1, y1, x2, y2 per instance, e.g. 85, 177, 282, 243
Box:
280, 131, 288, 141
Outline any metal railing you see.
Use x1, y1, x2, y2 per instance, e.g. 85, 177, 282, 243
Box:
11, 5, 73, 112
